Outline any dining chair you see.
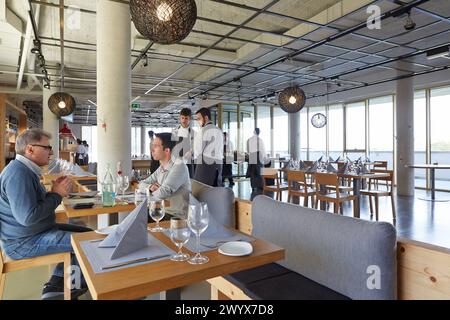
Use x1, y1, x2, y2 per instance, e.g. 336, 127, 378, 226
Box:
360, 169, 396, 221
372, 161, 389, 189
262, 168, 288, 201
314, 172, 358, 215
0, 248, 71, 300
287, 170, 315, 207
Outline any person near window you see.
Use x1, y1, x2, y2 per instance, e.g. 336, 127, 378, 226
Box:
246, 128, 267, 197
82, 140, 89, 165
193, 108, 224, 187
74, 139, 85, 165
148, 130, 160, 173
0, 128, 90, 300
173, 108, 195, 178
222, 132, 234, 186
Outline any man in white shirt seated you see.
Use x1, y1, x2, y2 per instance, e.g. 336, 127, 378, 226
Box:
139, 132, 191, 217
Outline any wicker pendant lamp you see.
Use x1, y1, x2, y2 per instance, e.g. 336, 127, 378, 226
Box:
130, 0, 197, 45
48, 92, 76, 117
278, 86, 306, 113
48, 0, 76, 118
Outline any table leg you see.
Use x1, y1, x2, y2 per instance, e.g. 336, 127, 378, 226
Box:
431, 168, 435, 200
353, 178, 361, 218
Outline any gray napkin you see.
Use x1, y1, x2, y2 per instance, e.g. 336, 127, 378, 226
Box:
326, 163, 337, 173
299, 160, 307, 169
328, 156, 335, 163
338, 162, 350, 174
306, 161, 319, 173
98, 199, 148, 259
48, 161, 61, 174
72, 164, 95, 176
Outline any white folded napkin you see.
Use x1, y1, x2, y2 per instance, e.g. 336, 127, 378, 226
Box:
98, 199, 148, 259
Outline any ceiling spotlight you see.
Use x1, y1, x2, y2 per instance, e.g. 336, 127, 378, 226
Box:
404, 12, 416, 31
142, 53, 148, 67
31, 47, 40, 54
202, 94, 207, 100
262, 96, 267, 102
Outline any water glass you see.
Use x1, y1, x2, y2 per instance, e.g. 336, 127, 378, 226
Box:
169, 218, 191, 261
116, 175, 129, 205
187, 202, 209, 265
148, 199, 165, 232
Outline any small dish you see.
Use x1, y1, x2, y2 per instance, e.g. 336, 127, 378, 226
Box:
94, 224, 118, 235
218, 241, 253, 256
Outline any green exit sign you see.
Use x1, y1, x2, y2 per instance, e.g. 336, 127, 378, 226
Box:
131, 103, 141, 109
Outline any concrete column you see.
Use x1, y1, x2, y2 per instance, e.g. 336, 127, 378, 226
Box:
288, 112, 300, 160
43, 86, 60, 159
97, 0, 132, 227
396, 61, 414, 196
140, 125, 146, 155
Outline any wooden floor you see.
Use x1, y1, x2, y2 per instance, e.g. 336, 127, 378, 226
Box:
229, 179, 450, 249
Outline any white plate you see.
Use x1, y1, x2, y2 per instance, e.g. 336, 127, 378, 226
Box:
94, 224, 118, 235
218, 241, 253, 257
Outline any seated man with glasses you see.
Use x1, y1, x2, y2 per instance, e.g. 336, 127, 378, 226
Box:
139, 132, 191, 217
0, 129, 90, 300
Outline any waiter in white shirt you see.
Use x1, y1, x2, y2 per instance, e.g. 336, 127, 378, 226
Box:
246, 128, 266, 192
173, 108, 195, 178
193, 107, 223, 187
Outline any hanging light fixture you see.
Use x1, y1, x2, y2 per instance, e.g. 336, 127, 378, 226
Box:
130, 0, 197, 45
48, 92, 76, 117
278, 86, 306, 113
48, 1, 76, 118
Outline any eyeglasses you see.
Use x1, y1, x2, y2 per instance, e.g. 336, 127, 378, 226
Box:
31, 144, 53, 151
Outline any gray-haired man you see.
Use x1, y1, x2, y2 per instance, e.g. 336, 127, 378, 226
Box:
0, 128, 89, 299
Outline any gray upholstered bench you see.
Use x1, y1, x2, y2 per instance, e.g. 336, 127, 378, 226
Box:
212, 195, 397, 300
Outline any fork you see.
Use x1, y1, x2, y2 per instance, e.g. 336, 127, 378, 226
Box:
201, 239, 243, 248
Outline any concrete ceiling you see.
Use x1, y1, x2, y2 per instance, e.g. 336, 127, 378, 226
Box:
1, 0, 450, 127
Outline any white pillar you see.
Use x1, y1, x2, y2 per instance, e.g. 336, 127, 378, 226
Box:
396, 61, 414, 196
43, 86, 60, 159
288, 113, 300, 160
97, 0, 132, 227
140, 125, 146, 156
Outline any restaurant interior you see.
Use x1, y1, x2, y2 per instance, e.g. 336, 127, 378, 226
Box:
1, 0, 450, 300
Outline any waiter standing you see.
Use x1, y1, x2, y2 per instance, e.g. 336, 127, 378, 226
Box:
193, 107, 223, 187
246, 128, 266, 196
173, 108, 195, 178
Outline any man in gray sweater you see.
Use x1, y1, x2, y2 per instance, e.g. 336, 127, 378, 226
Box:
139, 132, 191, 217
0, 128, 89, 299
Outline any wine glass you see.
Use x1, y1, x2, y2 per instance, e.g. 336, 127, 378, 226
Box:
187, 203, 209, 265
169, 217, 191, 261
116, 175, 129, 205
148, 199, 165, 232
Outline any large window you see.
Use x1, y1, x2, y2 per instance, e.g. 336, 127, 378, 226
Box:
430, 86, 450, 190
131, 127, 141, 157
240, 106, 254, 152
328, 104, 344, 161
369, 96, 393, 169
414, 90, 427, 188
81, 126, 97, 163
308, 106, 326, 161
345, 101, 366, 153
256, 106, 271, 156
299, 108, 308, 160
273, 107, 288, 157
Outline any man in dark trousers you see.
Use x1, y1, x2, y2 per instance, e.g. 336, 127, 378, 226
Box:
246, 128, 267, 199
193, 108, 223, 187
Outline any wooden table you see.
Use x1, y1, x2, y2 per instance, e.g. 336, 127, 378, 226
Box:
406, 164, 450, 202
62, 199, 135, 218
71, 222, 285, 300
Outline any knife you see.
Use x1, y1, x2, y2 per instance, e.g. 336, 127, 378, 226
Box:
101, 254, 171, 270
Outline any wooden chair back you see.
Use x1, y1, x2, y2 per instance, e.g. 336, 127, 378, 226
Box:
314, 172, 340, 196
373, 161, 388, 169
287, 170, 308, 190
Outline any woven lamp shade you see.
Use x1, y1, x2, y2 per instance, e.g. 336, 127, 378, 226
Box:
48, 92, 76, 117
130, 0, 197, 45
278, 86, 306, 113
